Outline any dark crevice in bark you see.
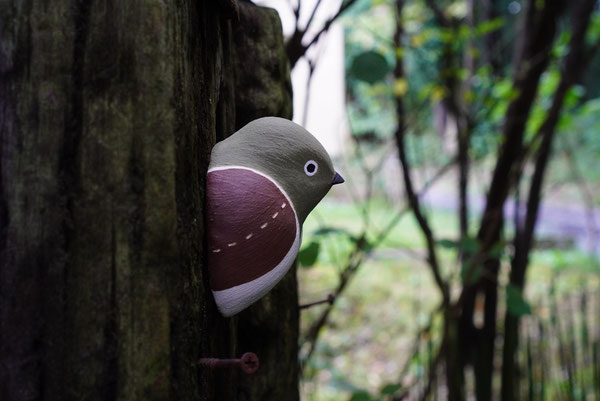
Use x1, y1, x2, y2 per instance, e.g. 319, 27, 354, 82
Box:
0, 0, 14, 250
0, 90, 9, 273
128, 138, 146, 263
59, 0, 92, 313
61, 0, 92, 200
102, 219, 119, 401
50, 1, 92, 398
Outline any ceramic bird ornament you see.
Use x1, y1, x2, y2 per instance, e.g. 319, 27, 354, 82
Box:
206, 117, 344, 317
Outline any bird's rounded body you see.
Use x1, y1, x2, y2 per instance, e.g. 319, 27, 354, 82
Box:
206, 117, 343, 316
206, 167, 300, 316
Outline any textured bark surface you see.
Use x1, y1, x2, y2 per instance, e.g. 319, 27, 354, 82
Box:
0, 1, 295, 400
233, 3, 293, 130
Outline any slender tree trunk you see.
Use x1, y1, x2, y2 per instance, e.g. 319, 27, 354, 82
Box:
458, 1, 566, 399
0, 1, 294, 400
500, 2, 597, 400
444, 309, 465, 401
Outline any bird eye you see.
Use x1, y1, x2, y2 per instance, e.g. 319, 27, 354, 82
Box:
304, 160, 318, 176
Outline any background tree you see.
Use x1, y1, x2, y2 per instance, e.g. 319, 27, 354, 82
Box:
389, 0, 599, 399
293, 0, 600, 399
392, 0, 599, 399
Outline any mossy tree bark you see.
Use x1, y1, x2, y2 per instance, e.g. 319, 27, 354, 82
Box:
0, 1, 295, 400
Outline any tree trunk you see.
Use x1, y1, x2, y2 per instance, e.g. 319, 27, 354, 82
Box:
0, 1, 294, 400
458, 1, 565, 399
500, 2, 597, 400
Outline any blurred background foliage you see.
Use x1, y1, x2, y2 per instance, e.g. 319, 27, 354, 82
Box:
276, 0, 600, 399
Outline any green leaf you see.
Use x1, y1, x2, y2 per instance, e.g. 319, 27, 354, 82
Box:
298, 242, 320, 267
564, 85, 585, 108
349, 391, 372, 401
459, 237, 479, 254
437, 237, 478, 253
506, 284, 532, 317
586, 13, 600, 45
312, 227, 353, 237
493, 79, 519, 101
380, 383, 403, 395
475, 17, 504, 36
349, 51, 391, 84
437, 239, 458, 249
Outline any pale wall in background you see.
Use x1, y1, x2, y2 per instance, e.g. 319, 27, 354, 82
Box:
254, 0, 350, 157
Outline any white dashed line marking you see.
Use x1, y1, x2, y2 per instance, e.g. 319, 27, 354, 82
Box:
246, 233, 253, 239
212, 249, 221, 253
260, 223, 268, 229
272, 212, 279, 219
228, 242, 237, 247
281, 203, 286, 209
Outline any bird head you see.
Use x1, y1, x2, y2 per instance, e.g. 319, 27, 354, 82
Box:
209, 117, 344, 223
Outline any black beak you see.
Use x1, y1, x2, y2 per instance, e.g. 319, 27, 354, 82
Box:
331, 172, 345, 185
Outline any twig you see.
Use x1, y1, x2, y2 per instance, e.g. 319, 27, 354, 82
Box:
299, 294, 334, 310
395, 99, 449, 305
288, 0, 359, 67
303, 0, 358, 51
303, 0, 324, 33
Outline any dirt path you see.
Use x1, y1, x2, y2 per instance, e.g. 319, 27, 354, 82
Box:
422, 186, 600, 254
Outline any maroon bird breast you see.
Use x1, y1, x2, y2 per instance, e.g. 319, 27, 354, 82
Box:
206, 167, 298, 291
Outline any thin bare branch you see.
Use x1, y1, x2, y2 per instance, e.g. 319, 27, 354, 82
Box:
303, 0, 324, 33
394, 0, 449, 304
299, 293, 334, 310
303, 0, 357, 48
288, 0, 359, 67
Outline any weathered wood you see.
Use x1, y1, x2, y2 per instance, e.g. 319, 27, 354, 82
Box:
0, 0, 295, 400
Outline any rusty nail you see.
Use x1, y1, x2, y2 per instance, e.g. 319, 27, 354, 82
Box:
299, 293, 335, 310
198, 352, 259, 374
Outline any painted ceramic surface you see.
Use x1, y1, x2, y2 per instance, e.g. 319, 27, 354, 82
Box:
206, 117, 343, 316
207, 168, 298, 290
